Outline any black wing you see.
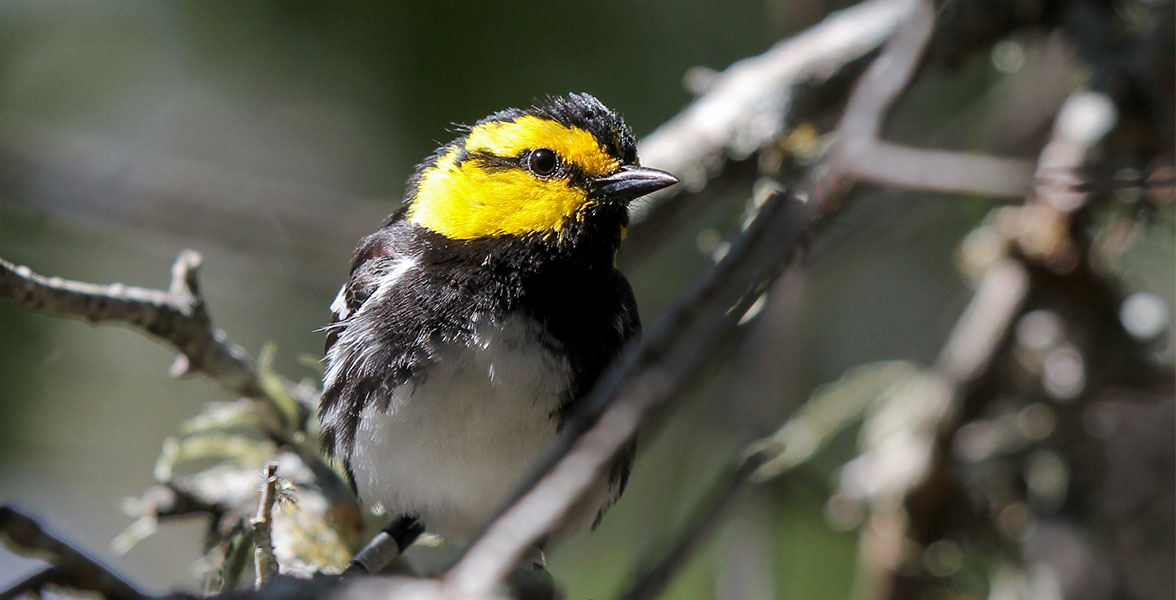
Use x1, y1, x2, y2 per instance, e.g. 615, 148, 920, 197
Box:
545, 268, 639, 528
597, 273, 640, 526
320, 227, 415, 462
319, 223, 505, 463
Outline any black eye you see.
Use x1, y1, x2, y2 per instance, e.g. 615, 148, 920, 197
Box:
526, 148, 558, 176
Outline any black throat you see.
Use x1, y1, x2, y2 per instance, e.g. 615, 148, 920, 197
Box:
402, 204, 635, 414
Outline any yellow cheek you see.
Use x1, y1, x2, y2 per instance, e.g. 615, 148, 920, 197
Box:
406, 151, 590, 240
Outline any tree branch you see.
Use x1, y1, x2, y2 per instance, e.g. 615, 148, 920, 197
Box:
858, 84, 1125, 600
827, 0, 1036, 200
0, 249, 317, 412
0, 505, 151, 600
838, 143, 1037, 198
593, 4, 946, 596
619, 451, 770, 600
0, 566, 59, 600
625, 0, 914, 264
445, 187, 817, 596
251, 463, 282, 589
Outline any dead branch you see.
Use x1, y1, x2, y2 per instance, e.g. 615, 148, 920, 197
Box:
619, 451, 770, 600
0, 249, 317, 412
828, 0, 1036, 199
856, 83, 1127, 600
445, 187, 816, 596
0, 566, 59, 600
594, 3, 943, 596
0, 505, 152, 600
251, 463, 282, 588
625, 0, 913, 264
1, 0, 1165, 597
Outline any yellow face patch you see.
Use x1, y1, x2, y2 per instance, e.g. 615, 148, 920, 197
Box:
406, 117, 621, 240
466, 116, 620, 177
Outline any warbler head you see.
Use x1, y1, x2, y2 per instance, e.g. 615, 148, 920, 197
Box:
401, 93, 677, 260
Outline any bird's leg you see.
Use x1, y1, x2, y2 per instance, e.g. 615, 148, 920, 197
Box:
522, 544, 547, 571
343, 515, 424, 576
504, 544, 556, 599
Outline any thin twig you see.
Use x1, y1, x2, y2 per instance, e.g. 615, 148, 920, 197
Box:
251, 463, 282, 588
625, 0, 914, 264
860, 86, 1122, 600
600, 4, 946, 597
0, 566, 59, 600
0, 505, 151, 600
619, 452, 770, 600
840, 143, 1036, 198
0, 250, 318, 412
937, 259, 1031, 383
828, 0, 1036, 200
446, 188, 816, 595
0, 250, 258, 395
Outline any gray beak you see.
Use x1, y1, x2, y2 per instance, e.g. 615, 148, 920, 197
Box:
592, 165, 679, 203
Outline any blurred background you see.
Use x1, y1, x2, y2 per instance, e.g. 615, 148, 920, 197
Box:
0, 1, 1172, 599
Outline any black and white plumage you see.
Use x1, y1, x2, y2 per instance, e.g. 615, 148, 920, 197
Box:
321, 225, 640, 540
319, 94, 674, 544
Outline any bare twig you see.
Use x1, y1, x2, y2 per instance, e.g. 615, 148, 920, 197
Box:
619, 451, 770, 600
827, 0, 1036, 199
0, 505, 151, 600
0, 250, 318, 412
937, 259, 1032, 384
445, 189, 816, 595
595, 4, 947, 596
0, 250, 259, 395
636, 0, 912, 189
856, 85, 1123, 600
838, 143, 1036, 198
251, 463, 282, 588
0, 566, 59, 600
625, 0, 914, 263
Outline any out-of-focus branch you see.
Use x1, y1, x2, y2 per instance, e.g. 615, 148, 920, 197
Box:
619, 451, 770, 600
0, 505, 151, 600
627, 0, 1060, 267
838, 143, 1037, 198
936, 259, 1032, 384
0, 250, 317, 413
599, 4, 944, 597
858, 86, 1123, 600
445, 188, 817, 596
636, 0, 910, 189
827, 0, 1036, 199
625, 0, 913, 263
0, 566, 59, 600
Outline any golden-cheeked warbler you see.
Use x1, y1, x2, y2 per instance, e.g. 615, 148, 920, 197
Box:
320, 93, 677, 565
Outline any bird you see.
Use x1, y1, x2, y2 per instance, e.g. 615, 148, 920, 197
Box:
318, 92, 678, 568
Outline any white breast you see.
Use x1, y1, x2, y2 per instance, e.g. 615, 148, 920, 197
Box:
347, 313, 573, 542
